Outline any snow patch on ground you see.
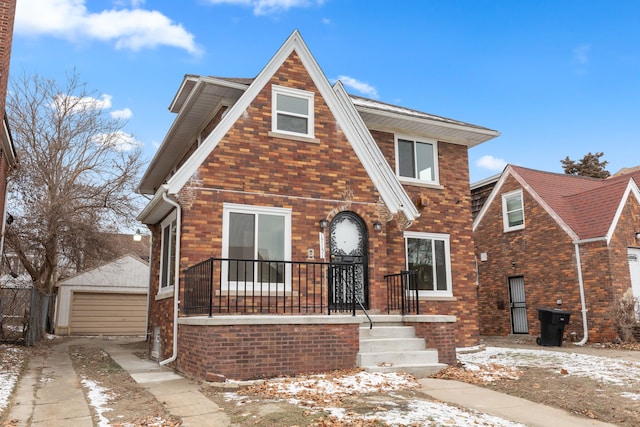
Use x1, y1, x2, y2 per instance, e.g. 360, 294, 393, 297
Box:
229, 369, 526, 426
0, 345, 25, 412
458, 347, 640, 385
81, 377, 114, 427
458, 346, 640, 401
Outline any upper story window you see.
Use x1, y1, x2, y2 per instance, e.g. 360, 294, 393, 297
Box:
272, 85, 314, 138
160, 211, 177, 291
502, 189, 524, 232
395, 136, 438, 184
404, 231, 452, 297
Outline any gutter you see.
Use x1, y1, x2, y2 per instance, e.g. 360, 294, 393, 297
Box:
574, 243, 589, 346
160, 191, 182, 366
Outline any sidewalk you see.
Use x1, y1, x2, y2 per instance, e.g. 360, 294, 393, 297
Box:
5, 337, 230, 427
418, 378, 617, 427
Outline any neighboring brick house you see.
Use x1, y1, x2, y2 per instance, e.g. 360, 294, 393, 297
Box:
473, 165, 640, 343
0, 0, 16, 262
137, 31, 499, 381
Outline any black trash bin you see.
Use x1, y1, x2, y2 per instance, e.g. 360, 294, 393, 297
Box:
536, 308, 571, 346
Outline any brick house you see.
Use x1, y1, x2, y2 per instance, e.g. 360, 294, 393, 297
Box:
473, 165, 640, 343
0, 0, 16, 262
137, 31, 499, 381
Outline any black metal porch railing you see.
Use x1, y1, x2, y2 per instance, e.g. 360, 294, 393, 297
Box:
385, 270, 419, 315
182, 257, 363, 316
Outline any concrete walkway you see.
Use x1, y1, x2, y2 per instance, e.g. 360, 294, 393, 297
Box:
4, 336, 622, 426
418, 378, 617, 427
5, 337, 230, 427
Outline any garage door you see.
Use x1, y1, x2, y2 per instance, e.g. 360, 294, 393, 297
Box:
70, 292, 147, 336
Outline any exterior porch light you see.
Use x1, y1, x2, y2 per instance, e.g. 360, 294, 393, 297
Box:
636, 231, 640, 240
133, 229, 142, 242
373, 221, 382, 232
319, 219, 329, 230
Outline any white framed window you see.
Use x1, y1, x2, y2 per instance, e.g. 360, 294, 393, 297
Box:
222, 204, 292, 291
404, 231, 452, 297
395, 135, 439, 184
272, 85, 314, 138
159, 211, 177, 291
502, 190, 524, 232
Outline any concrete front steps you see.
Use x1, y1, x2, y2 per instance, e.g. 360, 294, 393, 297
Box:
357, 322, 447, 378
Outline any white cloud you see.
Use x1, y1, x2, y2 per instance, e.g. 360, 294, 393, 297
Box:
335, 75, 379, 99
207, 0, 324, 16
52, 94, 112, 112
93, 130, 141, 152
15, 0, 201, 55
476, 155, 507, 171
573, 44, 591, 65
110, 108, 133, 120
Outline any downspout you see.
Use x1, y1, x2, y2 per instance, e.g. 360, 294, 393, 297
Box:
160, 192, 181, 366
574, 242, 589, 346
143, 232, 152, 342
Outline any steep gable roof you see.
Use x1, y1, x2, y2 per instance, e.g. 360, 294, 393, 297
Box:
138, 30, 500, 225
139, 30, 421, 223
473, 164, 640, 243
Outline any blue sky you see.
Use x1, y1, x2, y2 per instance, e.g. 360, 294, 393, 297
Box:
11, 0, 640, 183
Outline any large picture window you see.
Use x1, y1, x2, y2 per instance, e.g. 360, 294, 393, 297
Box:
159, 212, 177, 291
404, 232, 452, 296
272, 85, 314, 138
222, 204, 292, 290
396, 136, 438, 184
502, 190, 524, 231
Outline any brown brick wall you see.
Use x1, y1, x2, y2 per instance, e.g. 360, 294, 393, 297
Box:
408, 321, 457, 365
475, 175, 640, 343
147, 49, 482, 373
371, 131, 480, 347
0, 0, 15, 114
146, 223, 176, 361
177, 322, 359, 380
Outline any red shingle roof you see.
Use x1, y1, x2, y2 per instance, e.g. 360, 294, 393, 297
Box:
510, 165, 640, 240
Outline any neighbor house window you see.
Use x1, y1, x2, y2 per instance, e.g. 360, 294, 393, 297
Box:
159, 212, 177, 290
395, 136, 438, 184
272, 85, 314, 138
222, 204, 292, 290
502, 190, 524, 231
404, 232, 452, 296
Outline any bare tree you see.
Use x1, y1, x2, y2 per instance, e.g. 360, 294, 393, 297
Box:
561, 152, 611, 178
4, 69, 143, 298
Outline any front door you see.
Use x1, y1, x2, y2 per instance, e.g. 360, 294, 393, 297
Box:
329, 212, 369, 309
509, 276, 528, 334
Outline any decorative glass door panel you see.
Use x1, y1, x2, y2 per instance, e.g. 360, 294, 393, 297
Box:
329, 212, 369, 310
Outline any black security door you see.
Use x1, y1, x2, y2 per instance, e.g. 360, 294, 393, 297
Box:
329, 212, 369, 310
509, 276, 528, 334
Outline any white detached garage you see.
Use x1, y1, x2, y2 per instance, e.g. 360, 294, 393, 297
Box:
55, 254, 149, 336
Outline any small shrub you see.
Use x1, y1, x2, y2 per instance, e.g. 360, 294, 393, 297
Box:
609, 288, 639, 343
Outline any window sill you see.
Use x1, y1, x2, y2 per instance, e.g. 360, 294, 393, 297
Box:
216, 290, 299, 297
398, 178, 443, 190
407, 295, 456, 301
504, 226, 525, 233
268, 131, 319, 144
155, 287, 174, 300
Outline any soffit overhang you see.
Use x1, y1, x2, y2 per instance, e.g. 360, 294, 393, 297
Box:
352, 97, 500, 147
137, 77, 248, 195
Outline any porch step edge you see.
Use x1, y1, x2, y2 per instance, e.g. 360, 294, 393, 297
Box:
359, 337, 426, 352
357, 350, 440, 366
359, 326, 417, 339
361, 363, 447, 379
